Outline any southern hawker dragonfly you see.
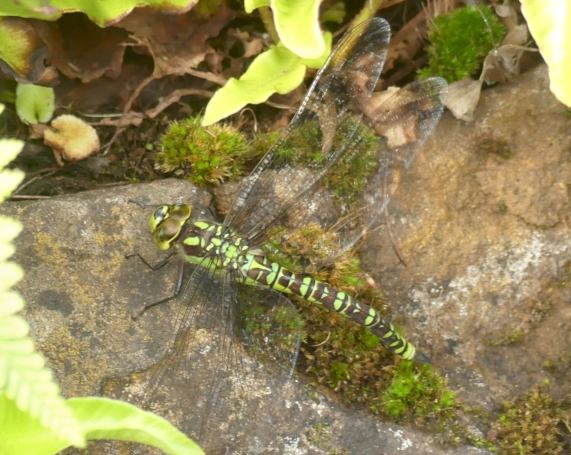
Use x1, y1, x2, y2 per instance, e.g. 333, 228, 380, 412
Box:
128, 17, 446, 453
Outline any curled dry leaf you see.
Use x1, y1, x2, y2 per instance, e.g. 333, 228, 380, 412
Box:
44, 114, 100, 165
441, 78, 483, 122
481, 24, 532, 84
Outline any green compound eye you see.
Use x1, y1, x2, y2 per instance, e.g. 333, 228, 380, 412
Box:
154, 206, 169, 221
149, 205, 170, 233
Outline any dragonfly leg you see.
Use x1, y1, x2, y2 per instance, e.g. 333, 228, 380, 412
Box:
130, 255, 185, 319
125, 251, 176, 271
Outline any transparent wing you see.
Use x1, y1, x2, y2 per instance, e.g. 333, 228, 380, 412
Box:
120, 264, 303, 453
236, 283, 303, 377
222, 18, 447, 257
223, 17, 391, 241
327, 76, 448, 256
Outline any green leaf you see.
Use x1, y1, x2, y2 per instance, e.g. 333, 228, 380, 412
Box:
271, 0, 324, 58
0, 395, 80, 455
244, 0, 269, 13
0, 0, 196, 27
68, 397, 204, 455
202, 45, 306, 126
0, 17, 41, 77
15, 83, 54, 124
521, 0, 571, 107
300, 31, 332, 69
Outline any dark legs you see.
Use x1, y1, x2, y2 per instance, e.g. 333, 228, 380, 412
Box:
126, 252, 186, 319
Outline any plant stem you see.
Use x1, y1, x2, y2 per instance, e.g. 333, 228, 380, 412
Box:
350, 0, 385, 30
259, 7, 280, 44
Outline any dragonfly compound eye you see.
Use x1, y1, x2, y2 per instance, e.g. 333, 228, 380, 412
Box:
171, 204, 192, 223
154, 218, 184, 250
149, 205, 170, 233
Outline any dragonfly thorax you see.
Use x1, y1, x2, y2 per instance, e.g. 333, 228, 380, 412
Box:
181, 220, 251, 272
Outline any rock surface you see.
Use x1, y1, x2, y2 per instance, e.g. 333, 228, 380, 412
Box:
4, 180, 488, 454
362, 64, 571, 408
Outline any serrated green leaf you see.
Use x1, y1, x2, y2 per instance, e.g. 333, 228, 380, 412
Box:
0, 262, 24, 292
0, 315, 28, 338
521, 0, 571, 106
0, 293, 25, 317
0, 169, 25, 203
0, 139, 24, 167
0, 395, 82, 455
0, 215, 22, 244
15, 84, 54, 124
202, 45, 306, 125
244, 0, 269, 13
68, 397, 204, 455
0, 0, 196, 27
271, 0, 324, 58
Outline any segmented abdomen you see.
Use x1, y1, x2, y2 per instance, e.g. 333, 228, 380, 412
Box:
242, 252, 416, 360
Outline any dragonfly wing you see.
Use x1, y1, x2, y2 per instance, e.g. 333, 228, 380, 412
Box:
223, 18, 391, 241
332, 76, 448, 256
127, 263, 302, 452
268, 76, 448, 261
235, 75, 447, 265
223, 18, 447, 257
235, 283, 304, 378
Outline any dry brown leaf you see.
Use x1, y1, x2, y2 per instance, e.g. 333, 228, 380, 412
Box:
34, 15, 130, 83
441, 78, 483, 122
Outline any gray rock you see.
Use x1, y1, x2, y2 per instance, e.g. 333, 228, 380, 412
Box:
4, 179, 489, 454
362, 64, 571, 408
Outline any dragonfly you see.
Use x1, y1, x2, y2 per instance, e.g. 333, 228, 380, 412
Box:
129, 17, 447, 453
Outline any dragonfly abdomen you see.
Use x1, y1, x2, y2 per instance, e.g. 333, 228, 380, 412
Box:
242, 252, 416, 360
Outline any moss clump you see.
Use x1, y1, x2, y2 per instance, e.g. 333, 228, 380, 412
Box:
379, 361, 456, 423
419, 6, 505, 82
261, 116, 380, 205
490, 387, 568, 454
155, 116, 249, 186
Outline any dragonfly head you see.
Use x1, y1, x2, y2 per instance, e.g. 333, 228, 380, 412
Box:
149, 203, 192, 250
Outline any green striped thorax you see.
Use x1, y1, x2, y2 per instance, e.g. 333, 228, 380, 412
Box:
149, 203, 192, 251
147, 203, 249, 271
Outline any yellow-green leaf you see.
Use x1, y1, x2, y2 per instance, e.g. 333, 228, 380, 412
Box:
202, 45, 306, 125
521, 0, 571, 106
271, 0, 324, 58
244, 0, 269, 13
69, 397, 204, 455
15, 84, 54, 124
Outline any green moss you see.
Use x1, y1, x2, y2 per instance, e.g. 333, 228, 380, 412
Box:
488, 328, 526, 347
306, 422, 349, 454
256, 116, 380, 205
379, 361, 456, 423
155, 116, 249, 186
419, 6, 505, 82
264, 222, 458, 434
490, 388, 567, 454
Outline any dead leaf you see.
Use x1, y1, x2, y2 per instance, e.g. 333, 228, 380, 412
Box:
34, 15, 130, 83
441, 78, 483, 122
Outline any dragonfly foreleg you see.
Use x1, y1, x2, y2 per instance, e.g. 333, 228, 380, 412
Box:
125, 251, 176, 271
129, 254, 186, 319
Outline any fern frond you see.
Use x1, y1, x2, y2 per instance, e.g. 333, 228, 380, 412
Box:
0, 109, 85, 450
